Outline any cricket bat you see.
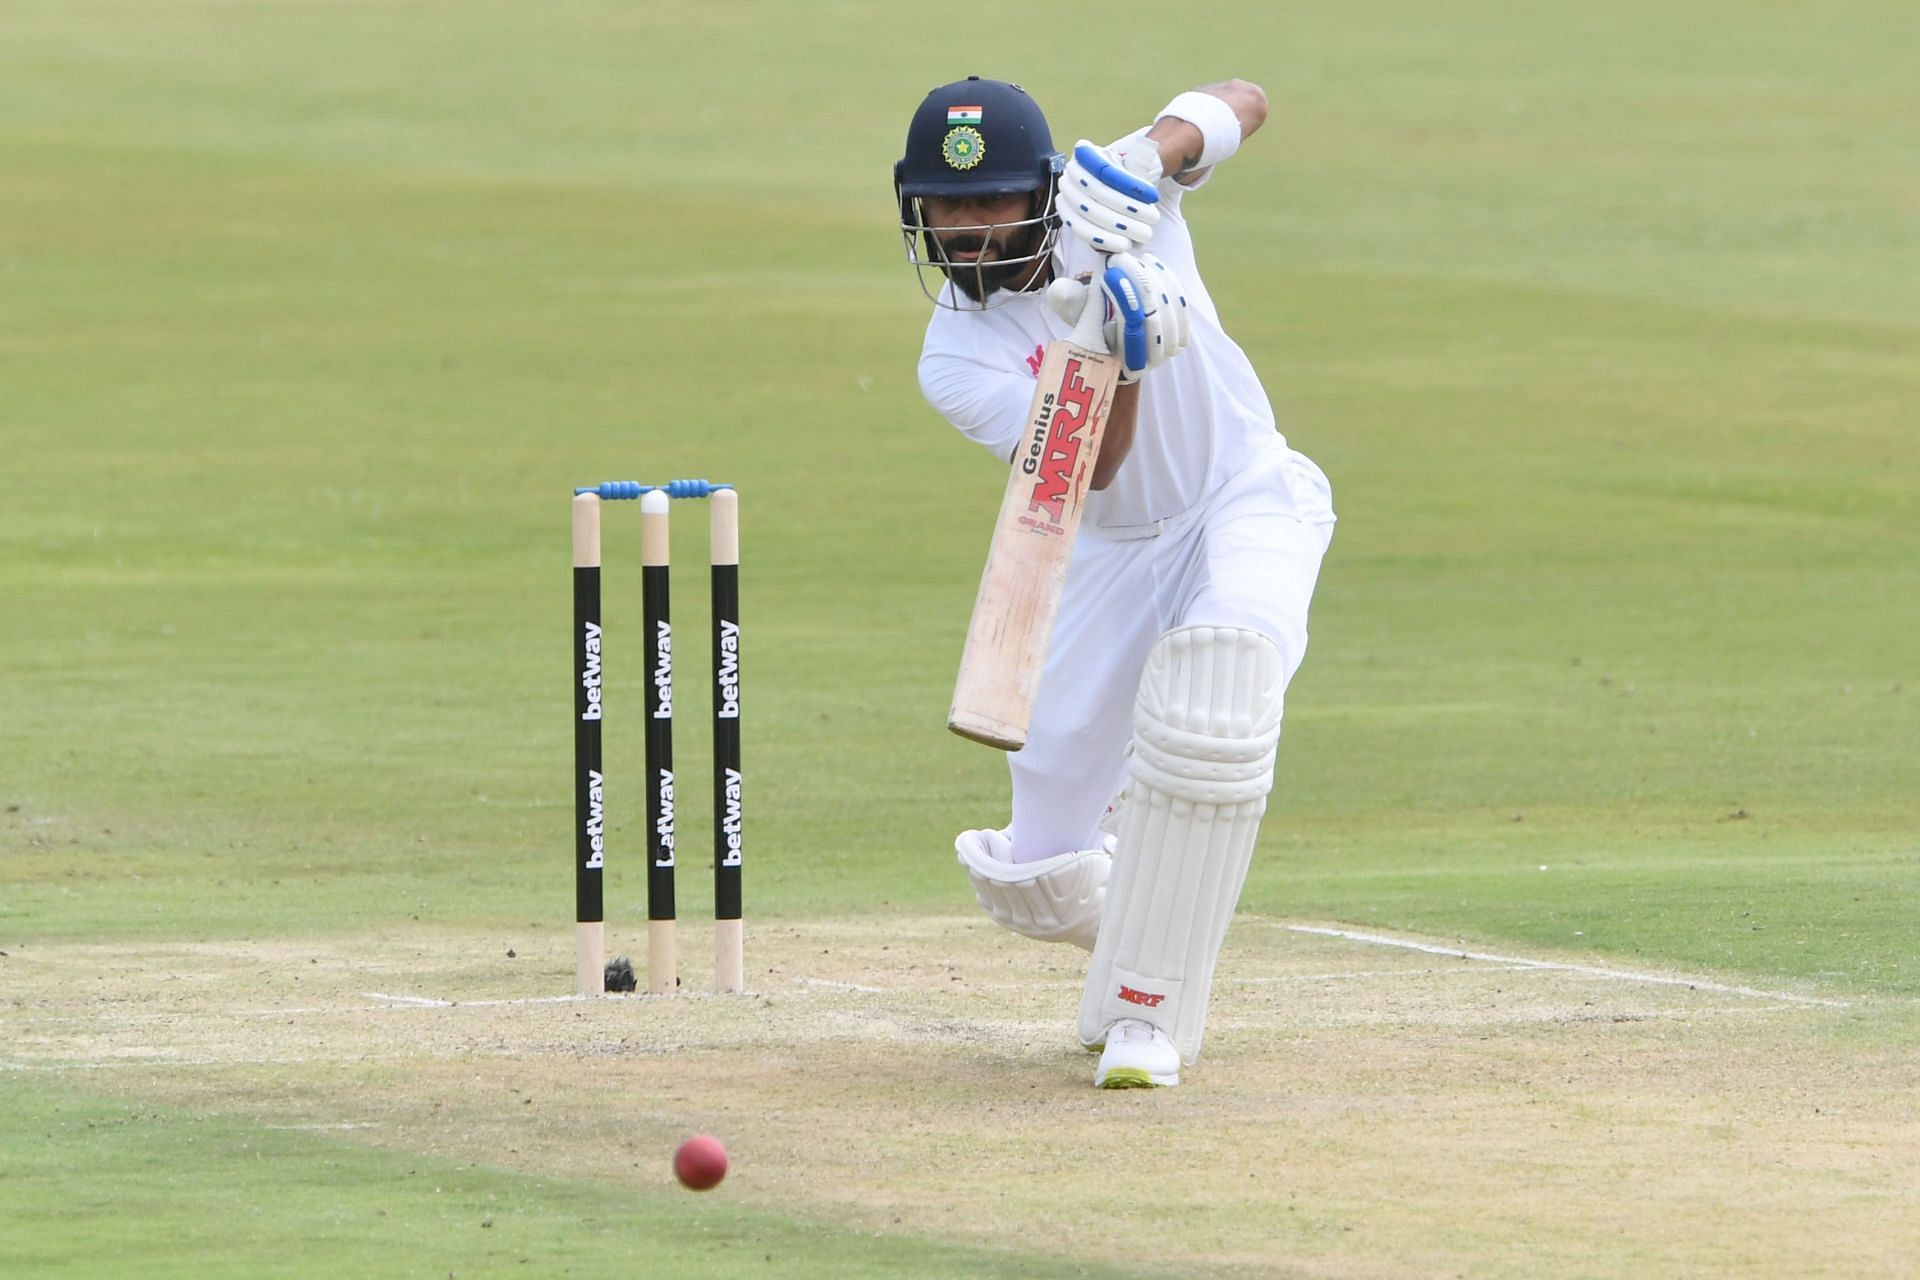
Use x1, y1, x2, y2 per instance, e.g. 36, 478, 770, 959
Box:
949, 275, 1120, 751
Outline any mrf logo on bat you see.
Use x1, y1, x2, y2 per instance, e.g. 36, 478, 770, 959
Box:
1017, 356, 1101, 533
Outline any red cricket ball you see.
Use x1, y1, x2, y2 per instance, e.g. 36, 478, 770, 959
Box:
673, 1134, 729, 1191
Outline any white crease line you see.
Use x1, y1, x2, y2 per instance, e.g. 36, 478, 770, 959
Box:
2, 1056, 328, 1071
8, 1007, 346, 1025
1228, 965, 1540, 985
1280, 925, 1850, 1008
363, 992, 589, 1008
16, 1002, 560, 1023
362, 991, 771, 1008
793, 977, 1090, 994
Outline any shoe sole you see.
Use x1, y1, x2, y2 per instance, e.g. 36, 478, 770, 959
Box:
1096, 1066, 1179, 1089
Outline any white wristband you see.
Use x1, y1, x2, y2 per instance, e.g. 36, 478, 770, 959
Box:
1154, 90, 1242, 170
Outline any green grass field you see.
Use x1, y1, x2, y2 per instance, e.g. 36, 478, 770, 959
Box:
3, 2, 1916, 1276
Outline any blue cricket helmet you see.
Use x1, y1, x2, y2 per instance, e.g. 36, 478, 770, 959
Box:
895, 77, 1066, 308
895, 76, 1064, 203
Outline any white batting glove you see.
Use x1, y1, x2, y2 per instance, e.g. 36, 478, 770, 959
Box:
1056, 133, 1163, 254
1044, 252, 1191, 384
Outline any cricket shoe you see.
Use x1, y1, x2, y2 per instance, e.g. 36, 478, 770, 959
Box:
1094, 1018, 1180, 1088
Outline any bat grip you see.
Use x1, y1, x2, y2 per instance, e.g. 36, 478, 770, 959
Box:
1068, 254, 1112, 350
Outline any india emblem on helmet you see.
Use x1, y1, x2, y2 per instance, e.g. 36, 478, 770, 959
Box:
942, 126, 986, 170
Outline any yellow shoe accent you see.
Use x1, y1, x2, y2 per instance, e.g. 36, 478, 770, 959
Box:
1093, 1018, 1180, 1086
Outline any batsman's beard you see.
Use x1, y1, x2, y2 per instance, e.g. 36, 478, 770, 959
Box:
937, 223, 1046, 303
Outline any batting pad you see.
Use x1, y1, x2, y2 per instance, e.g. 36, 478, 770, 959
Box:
1077, 625, 1284, 1064
956, 828, 1111, 951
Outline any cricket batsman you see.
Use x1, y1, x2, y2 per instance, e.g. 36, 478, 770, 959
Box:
896, 76, 1337, 1087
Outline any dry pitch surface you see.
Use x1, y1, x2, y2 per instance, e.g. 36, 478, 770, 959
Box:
8, 917, 1916, 1278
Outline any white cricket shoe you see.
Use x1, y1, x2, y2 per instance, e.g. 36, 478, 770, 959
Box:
1094, 1018, 1180, 1089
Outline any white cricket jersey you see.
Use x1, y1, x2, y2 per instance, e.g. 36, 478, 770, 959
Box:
917, 178, 1293, 536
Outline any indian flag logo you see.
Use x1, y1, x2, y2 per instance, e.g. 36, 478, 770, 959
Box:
946, 105, 984, 125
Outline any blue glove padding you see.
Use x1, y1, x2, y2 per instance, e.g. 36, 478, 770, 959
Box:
1074, 142, 1160, 205
1101, 261, 1151, 375
1043, 252, 1191, 384
1057, 137, 1163, 253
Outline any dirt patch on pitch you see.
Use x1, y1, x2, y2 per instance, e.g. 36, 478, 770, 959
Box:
6, 917, 1917, 1278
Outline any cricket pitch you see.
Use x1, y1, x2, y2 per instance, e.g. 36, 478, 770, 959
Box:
6, 916, 1916, 1277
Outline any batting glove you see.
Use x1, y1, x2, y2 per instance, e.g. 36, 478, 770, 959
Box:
1056, 134, 1163, 254
1045, 252, 1191, 384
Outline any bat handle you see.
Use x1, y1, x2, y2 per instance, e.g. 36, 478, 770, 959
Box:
1068, 254, 1112, 350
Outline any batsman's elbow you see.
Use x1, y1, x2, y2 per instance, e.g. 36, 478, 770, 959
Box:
1220, 79, 1268, 137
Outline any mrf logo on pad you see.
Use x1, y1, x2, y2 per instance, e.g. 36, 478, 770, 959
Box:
1117, 984, 1166, 1008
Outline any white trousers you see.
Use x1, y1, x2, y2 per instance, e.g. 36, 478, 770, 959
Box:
1008, 442, 1336, 861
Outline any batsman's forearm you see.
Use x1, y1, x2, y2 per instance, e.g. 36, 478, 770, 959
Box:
1147, 79, 1268, 180
1145, 117, 1204, 178
1091, 382, 1140, 490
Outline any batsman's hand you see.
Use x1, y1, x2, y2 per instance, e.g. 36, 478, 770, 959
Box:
1045, 252, 1191, 384
1056, 133, 1163, 253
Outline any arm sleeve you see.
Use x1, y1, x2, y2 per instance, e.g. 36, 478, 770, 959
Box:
919, 350, 1034, 462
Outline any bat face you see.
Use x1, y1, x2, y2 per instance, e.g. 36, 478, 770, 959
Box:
1015, 352, 1109, 533
949, 337, 1121, 750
